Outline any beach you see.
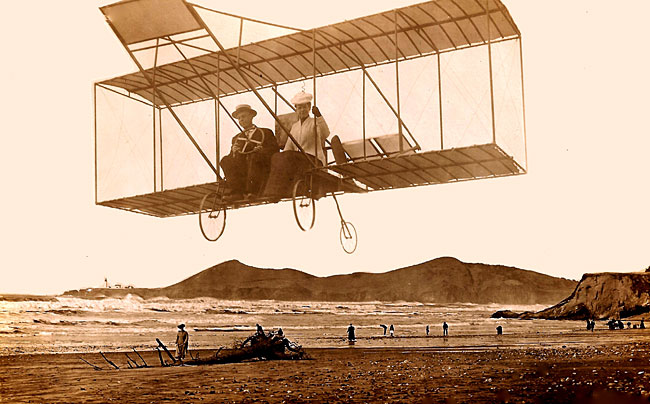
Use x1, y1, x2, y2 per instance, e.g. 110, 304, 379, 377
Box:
2, 331, 650, 403
2, 297, 650, 402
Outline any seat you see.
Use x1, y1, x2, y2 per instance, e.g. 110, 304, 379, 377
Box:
330, 132, 417, 164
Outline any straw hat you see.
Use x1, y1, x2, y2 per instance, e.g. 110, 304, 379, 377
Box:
291, 91, 313, 105
232, 104, 257, 119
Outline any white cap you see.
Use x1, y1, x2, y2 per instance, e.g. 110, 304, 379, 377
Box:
291, 91, 313, 105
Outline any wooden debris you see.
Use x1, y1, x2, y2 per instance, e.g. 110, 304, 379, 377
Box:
132, 348, 148, 367
156, 338, 177, 364
99, 351, 120, 370
79, 356, 102, 371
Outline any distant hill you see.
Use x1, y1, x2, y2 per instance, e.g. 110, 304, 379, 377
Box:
64, 257, 576, 304
494, 272, 650, 320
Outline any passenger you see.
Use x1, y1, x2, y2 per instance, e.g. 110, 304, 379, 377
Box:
443, 322, 449, 336
263, 91, 330, 199
175, 324, 189, 361
220, 104, 279, 199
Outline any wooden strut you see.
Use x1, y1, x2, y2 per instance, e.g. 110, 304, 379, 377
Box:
79, 356, 102, 371
186, 5, 317, 169
133, 348, 148, 367
102, 18, 220, 177
156, 338, 177, 364
124, 353, 142, 368
155, 347, 167, 367
99, 351, 120, 370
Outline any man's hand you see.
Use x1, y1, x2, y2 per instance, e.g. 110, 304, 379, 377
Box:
312, 106, 322, 117
232, 143, 242, 154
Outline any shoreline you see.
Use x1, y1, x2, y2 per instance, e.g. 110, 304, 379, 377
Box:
2, 333, 650, 403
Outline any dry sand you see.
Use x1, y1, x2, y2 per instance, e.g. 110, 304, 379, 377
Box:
2, 331, 650, 403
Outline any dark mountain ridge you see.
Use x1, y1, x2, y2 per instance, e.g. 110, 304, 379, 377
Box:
64, 257, 576, 304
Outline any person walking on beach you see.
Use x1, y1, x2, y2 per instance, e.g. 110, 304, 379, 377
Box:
347, 324, 356, 342
496, 325, 503, 335
426, 325, 430, 336
389, 324, 394, 337
590, 320, 595, 332
641, 319, 646, 329
442, 322, 449, 336
175, 324, 189, 361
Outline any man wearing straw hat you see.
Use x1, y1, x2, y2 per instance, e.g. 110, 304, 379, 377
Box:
263, 91, 330, 198
220, 104, 279, 199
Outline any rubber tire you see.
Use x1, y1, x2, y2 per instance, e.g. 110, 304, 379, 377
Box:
292, 179, 316, 231
339, 221, 357, 254
199, 192, 226, 242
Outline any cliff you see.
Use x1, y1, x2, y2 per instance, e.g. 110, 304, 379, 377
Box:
493, 272, 650, 320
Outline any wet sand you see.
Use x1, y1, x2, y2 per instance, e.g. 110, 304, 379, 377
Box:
2, 330, 650, 403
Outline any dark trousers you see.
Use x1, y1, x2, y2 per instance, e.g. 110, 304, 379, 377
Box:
262, 151, 321, 198
220, 152, 272, 195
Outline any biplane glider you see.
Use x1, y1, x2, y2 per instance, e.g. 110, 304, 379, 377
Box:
94, 0, 527, 253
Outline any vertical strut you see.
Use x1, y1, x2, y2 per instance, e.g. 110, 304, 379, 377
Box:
395, 10, 403, 152
152, 38, 159, 192
93, 84, 98, 205
486, 0, 496, 144
102, 19, 219, 177
437, 53, 444, 150
519, 38, 528, 172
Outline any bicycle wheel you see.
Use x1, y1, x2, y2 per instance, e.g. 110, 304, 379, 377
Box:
199, 192, 226, 242
339, 221, 357, 254
292, 178, 316, 231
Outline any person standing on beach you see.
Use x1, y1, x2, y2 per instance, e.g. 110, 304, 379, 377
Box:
175, 324, 189, 361
641, 320, 646, 329
347, 324, 356, 341
389, 324, 394, 337
496, 325, 503, 335
380, 324, 387, 336
443, 322, 449, 336
426, 325, 430, 336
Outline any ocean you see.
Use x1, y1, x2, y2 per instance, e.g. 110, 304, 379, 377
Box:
0, 295, 585, 355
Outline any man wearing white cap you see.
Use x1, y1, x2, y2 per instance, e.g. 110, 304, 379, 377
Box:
220, 104, 279, 199
263, 91, 330, 198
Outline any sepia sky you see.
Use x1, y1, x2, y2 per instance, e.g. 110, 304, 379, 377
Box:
1, 0, 649, 295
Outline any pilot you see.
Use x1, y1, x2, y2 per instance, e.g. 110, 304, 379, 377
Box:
262, 91, 330, 199
220, 104, 279, 199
